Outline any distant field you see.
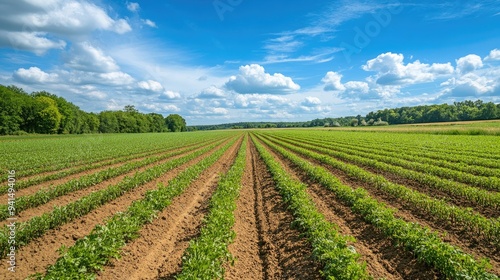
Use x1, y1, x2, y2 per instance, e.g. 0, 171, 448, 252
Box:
326, 119, 500, 135
0, 130, 498, 279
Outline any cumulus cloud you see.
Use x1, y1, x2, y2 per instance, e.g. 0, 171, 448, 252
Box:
456, 54, 483, 74
485, 49, 500, 61
441, 73, 499, 97
160, 90, 181, 99
0, 0, 131, 54
301, 97, 321, 107
322, 71, 345, 91
233, 94, 289, 109
64, 42, 119, 73
225, 64, 300, 94
362, 52, 454, 85
0, 31, 66, 55
322, 71, 370, 97
13, 67, 59, 84
138, 80, 164, 92
344, 81, 369, 94
197, 86, 226, 99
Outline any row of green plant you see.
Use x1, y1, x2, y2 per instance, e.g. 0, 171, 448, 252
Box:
255, 134, 498, 280
270, 133, 500, 210
0, 137, 233, 258
32, 135, 241, 279
0, 142, 200, 195
176, 135, 247, 279
309, 131, 500, 169
261, 134, 500, 248
1, 132, 233, 181
278, 133, 500, 191
0, 140, 215, 221
295, 132, 500, 178
252, 135, 371, 280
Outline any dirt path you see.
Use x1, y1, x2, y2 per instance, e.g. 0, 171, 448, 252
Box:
224, 137, 322, 280
0, 139, 231, 280
254, 135, 442, 279
96, 136, 243, 280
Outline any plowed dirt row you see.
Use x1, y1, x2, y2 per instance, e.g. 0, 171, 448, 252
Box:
96, 136, 243, 280
0, 143, 212, 228
0, 139, 231, 280
255, 136, 439, 279
0, 142, 202, 203
267, 137, 500, 275
225, 138, 322, 280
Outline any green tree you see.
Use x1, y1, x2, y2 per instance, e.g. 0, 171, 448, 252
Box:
165, 114, 186, 132
34, 96, 62, 134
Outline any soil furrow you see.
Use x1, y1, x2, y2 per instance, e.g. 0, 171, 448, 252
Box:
225, 137, 322, 280
266, 136, 500, 275
0, 139, 231, 280
96, 136, 243, 280
0, 143, 211, 228
255, 135, 442, 279
0, 143, 202, 202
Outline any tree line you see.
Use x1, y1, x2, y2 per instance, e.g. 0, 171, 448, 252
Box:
192, 100, 499, 131
365, 100, 500, 125
0, 85, 186, 135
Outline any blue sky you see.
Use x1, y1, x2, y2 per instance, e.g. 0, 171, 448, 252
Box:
0, 0, 499, 125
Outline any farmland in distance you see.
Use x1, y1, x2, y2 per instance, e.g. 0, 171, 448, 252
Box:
0, 127, 499, 279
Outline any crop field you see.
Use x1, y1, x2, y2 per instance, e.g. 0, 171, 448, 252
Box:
0, 129, 499, 279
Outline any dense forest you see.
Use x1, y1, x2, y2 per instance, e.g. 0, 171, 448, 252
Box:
0, 85, 186, 135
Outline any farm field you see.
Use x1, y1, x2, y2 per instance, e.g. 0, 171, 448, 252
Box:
0, 129, 499, 279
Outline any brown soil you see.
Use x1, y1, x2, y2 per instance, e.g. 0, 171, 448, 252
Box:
286, 136, 499, 217
0, 139, 232, 280
262, 135, 500, 276
255, 136, 441, 279
224, 137, 322, 280
96, 136, 243, 280
0, 143, 213, 228
0, 142, 203, 203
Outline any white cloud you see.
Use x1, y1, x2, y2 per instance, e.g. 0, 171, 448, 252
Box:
138, 80, 164, 92
302, 96, 322, 106
322, 71, 345, 91
225, 64, 300, 94
197, 85, 226, 99
0, 31, 66, 55
485, 49, 500, 61
0, 0, 131, 54
13, 67, 59, 84
64, 42, 119, 73
143, 103, 180, 113
67, 71, 135, 86
233, 94, 289, 109
456, 54, 483, 74
160, 90, 181, 99
127, 2, 140, 12
142, 19, 157, 28
362, 52, 454, 85
344, 81, 369, 93
441, 73, 499, 97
